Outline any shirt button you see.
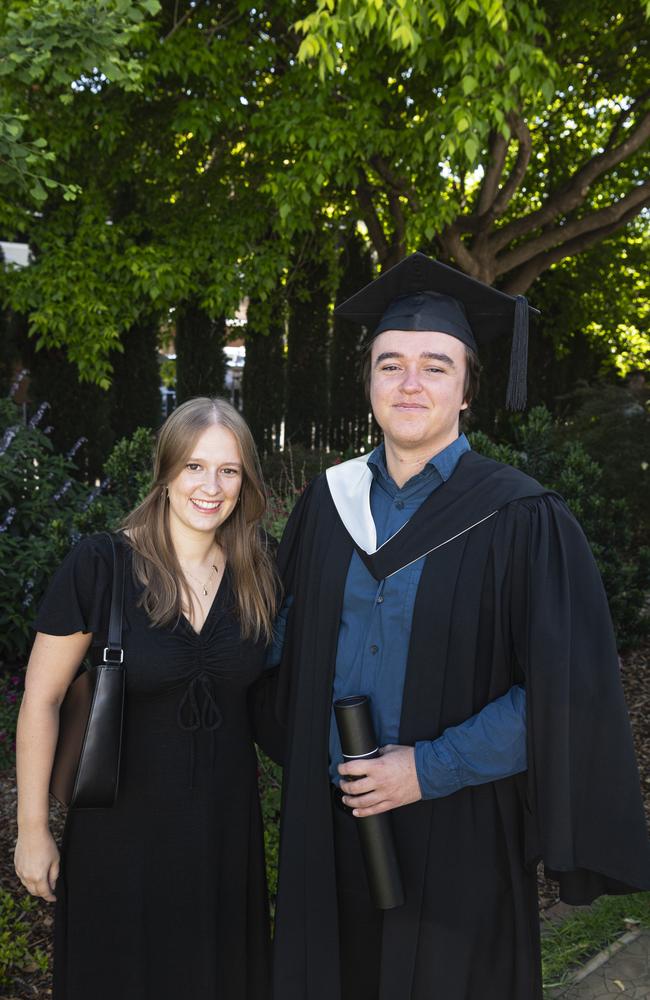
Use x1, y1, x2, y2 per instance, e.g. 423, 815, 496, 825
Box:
369, 644, 379, 655
395, 499, 404, 510
376, 596, 384, 604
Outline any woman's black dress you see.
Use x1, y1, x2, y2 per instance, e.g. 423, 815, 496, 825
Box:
35, 533, 271, 1000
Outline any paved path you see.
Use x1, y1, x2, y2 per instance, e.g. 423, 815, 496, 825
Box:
553, 930, 650, 998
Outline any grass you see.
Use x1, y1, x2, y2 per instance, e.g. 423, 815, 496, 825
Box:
541, 892, 650, 995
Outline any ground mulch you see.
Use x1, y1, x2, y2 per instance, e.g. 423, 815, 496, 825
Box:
1, 643, 649, 999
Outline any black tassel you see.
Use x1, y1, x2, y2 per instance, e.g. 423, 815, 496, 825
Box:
506, 295, 529, 410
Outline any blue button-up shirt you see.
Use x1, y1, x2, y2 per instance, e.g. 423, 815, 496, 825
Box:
328, 435, 527, 796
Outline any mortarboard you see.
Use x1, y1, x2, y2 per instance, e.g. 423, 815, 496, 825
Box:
333, 251, 539, 410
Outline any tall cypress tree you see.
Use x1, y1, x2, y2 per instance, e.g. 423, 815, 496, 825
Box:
0, 308, 26, 396
21, 341, 114, 479
330, 232, 374, 453
285, 242, 330, 449
175, 300, 226, 403
109, 316, 162, 439
243, 293, 285, 454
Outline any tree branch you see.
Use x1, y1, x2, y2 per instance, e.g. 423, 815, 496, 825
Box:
500, 200, 650, 296
495, 180, 650, 276
355, 171, 391, 266
490, 104, 650, 253
476, 130, 509, 217
605, 88, 650, 151
490, 116, 532, 218
162, 1, 203, 42
385, 191, 407, 269
438, 223, 483, 278
369, 155, 421, 213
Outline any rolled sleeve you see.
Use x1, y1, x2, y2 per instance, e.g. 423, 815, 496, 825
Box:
415, 684, 527, 800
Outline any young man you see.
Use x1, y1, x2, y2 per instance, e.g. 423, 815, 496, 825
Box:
271, 253, 650, 1000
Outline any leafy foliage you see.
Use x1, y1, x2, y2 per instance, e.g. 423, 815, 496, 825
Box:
0, 397, 151, 665
0, 890, 48, 990
556, 382, 650, 536
0, 0, 160, 206
0, 671, 21, 769
471, 406, 650, 648
1, 0, 647, 394
257, 750, 282, 912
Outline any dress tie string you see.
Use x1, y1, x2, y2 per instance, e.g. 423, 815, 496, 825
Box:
176, 673, 223, 787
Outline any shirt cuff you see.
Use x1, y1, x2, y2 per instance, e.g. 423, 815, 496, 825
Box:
414, 738, 464, 800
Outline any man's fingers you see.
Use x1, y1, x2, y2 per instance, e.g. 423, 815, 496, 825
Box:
338, 758, 380, 779
350, 799, 393, 818
339, 775, 375, 795
342, 789, 384, 808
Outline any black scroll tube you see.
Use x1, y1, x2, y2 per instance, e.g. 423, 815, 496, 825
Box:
334, 695, 405, 910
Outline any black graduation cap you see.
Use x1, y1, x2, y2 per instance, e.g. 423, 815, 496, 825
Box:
334, 251, 539, 410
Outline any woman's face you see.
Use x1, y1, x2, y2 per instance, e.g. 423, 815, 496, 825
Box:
166, 424, 243, 538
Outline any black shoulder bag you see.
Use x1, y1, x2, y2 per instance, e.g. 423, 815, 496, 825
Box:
49, 533, 126, 809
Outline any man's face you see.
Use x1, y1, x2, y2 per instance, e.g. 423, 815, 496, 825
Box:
369, 329, 468, 455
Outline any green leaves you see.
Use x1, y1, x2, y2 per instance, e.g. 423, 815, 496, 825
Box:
0, 0, 646, 391
462, 74, 478, 94
0, 0, 162, 204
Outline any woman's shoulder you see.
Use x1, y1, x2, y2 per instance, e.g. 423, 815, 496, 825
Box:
63, 530, 131, 576
71, 530, 125, 556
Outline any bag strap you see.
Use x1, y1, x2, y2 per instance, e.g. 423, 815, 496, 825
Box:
103, 532, 126, 666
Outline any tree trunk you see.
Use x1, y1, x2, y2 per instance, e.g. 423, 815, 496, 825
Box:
109, 316, 162, 439
330, 232, 374, 453
285, 247, 330, 449
243, 294, 286, 454
175, 300, 226, 403
19, 339, 114, 480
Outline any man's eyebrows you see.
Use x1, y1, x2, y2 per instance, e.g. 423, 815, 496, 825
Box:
375, 350, 456, 367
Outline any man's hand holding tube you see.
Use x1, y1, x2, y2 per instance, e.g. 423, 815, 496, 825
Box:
338, 744, 423, 817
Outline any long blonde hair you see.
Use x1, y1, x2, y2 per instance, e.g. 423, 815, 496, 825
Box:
122, 397, 278, 641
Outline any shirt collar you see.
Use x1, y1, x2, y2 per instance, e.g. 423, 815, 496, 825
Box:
368, 434, 470, 493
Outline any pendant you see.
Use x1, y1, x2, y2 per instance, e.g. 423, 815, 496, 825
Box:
202, 586, 208, 596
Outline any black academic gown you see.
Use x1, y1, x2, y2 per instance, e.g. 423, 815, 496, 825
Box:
272, 450, 650, 1000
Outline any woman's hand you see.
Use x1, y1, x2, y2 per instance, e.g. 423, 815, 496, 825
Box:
14, 827, 60, 903
14, 630, 92, 904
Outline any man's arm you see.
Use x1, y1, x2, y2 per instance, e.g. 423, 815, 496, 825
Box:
339, 685, 526, 817
415, 684, 526, 798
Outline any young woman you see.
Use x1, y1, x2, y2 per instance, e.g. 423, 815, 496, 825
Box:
14, 397, 278, 1000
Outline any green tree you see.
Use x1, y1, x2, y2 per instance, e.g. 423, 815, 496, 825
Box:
330, 229, 374, 452
108, 317, 162, 439
285, 235, 332, 448
1, 0, 647, 416
175, 301, 226, 403
243, 293, 286, 453
292, 0, 649, 294
0, 0, 160, 215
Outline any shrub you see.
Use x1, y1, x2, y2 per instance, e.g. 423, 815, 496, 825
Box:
102, 427, 154, 511
257, 751, 282, 912
471, 407, 650, 649
0, 672, 21, 769
0, 889, 48, 991
556, 382, 650, 540
0, 397, 153, 667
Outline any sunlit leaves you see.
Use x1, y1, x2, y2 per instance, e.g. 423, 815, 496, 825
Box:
0, 0, 161, 199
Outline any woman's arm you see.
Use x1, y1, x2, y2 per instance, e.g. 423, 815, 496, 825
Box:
14, 631, 92, 902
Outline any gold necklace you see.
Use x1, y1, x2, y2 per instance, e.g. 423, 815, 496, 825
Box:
182, 563, 219, 597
